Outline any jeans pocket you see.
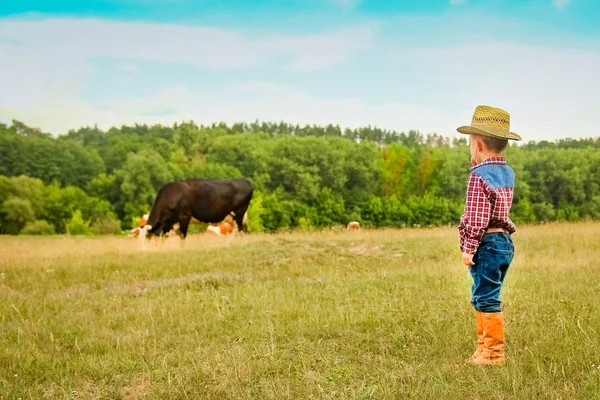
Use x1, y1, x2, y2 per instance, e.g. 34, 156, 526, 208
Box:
486, 236, 514, 256
486, 245, 513, 255
483, 243, 514, 278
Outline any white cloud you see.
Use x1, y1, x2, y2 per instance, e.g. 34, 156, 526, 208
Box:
3, 38, 600, 141
405, 41, 600, 141
121, 62, 138, 73
554, 0, 570, 10
0, 81, 458, 137
0, 17, 373, 70
219, 83, 457, 136
1, 15, 599, 142
449, 0, 466, 6
0, 16, 374, 132
54, 40, 598, 143
0, 17, 372, 105
263, 26, 373, 71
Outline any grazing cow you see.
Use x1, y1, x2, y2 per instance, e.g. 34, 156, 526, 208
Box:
128, 214, 150, 238
347, 221, 360, 231
218, 221, 234, 235
205, 222, 234, 236
143, 178, 253, 240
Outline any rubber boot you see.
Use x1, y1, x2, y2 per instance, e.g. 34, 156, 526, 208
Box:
473, 311, 505, 366
470, 311, 485, 361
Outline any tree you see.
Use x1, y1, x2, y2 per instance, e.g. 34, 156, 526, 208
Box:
381, 144, 413, 198
1, 197, 36, 234
43, 183, 116, 233
173, 122, 201, 157
414, 147, 439, 196
0, 118, 599, 234
119, 149, 174, 225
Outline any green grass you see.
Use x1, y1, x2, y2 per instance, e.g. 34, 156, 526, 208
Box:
1, 222, 599, 399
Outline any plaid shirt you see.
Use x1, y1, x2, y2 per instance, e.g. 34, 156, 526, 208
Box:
459, 157, 516, 254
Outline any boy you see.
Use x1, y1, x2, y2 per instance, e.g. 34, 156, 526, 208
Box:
456, 105, 522, 366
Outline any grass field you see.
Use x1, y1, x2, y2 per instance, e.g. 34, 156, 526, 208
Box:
1, 222, 599, 399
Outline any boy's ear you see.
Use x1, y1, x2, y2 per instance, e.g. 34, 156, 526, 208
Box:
474, 135, 485, 152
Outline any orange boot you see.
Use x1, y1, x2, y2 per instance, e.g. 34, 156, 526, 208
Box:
469, 311, 485, 361
473, 312, 505, 365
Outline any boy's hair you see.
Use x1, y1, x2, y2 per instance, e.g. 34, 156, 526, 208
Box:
473, 134, 509, 153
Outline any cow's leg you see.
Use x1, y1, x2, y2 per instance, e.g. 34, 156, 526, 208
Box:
160, 220, 175, 244
172, 215, 188, 249
160, 223, 170, 236
178, 215, 191, 240
233, 206, 250, 234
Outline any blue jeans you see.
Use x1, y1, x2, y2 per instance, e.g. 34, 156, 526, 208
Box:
469, 232, 515, 313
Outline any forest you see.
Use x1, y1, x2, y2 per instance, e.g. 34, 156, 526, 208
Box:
1, 119, 599, 235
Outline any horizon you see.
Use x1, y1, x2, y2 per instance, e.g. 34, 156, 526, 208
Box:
1, 0, 599, 142
7, 118, 600, 148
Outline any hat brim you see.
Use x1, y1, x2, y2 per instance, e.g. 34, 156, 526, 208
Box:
457, 125, 522, 141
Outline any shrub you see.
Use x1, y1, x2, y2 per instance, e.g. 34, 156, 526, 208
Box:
246, 191, 265, 233
67, 210, 92, 236
1, 197, 36, 235
92, 216, 122, 235
533, 203, 556, 222
20, 220, 55, 235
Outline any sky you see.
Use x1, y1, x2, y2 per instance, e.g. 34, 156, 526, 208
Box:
1, 0, 599, 142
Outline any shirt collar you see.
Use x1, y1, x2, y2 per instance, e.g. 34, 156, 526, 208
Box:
470, 156, 506, 172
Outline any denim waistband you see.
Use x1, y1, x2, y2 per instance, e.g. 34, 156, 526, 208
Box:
484, 229, 510, 235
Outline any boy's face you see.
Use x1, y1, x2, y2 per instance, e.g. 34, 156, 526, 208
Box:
469, 135, 482, 166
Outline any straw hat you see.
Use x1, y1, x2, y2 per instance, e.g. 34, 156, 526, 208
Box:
457, 105, 522, 141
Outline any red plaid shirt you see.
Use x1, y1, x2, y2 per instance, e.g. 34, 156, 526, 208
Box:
459, 157, 516, 254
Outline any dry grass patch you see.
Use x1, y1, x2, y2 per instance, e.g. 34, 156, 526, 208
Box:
1, 222, 599, 399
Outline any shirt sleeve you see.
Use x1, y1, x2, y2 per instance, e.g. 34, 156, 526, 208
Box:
459, 174, 492, 254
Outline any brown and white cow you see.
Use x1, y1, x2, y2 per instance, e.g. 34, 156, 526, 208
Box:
205, 221, 234, 236
128, 214, 149, 238
347, 221, 360, 231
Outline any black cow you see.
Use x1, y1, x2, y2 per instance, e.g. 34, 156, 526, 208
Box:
144, 178, 253, 239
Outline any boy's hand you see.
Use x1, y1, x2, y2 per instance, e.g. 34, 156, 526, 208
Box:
462, 252, 475, 266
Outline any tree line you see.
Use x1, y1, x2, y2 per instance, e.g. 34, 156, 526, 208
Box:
1, 119, 599, 235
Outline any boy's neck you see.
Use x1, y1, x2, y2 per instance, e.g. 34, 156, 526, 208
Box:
475, 151, 504, 165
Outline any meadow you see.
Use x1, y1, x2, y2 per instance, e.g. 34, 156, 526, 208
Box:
1, 222, 599, 399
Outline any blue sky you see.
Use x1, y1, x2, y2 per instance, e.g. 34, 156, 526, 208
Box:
1, 0, 599, 141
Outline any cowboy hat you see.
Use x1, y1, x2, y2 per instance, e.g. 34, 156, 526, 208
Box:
457, 105, 522, 141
